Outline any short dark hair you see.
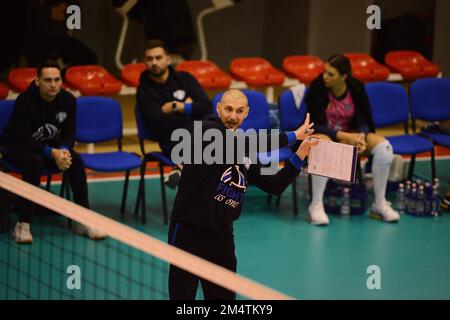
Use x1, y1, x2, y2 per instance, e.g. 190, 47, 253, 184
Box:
327, 54, 352, 77
37, 60, 61, 78
144, 39, 169, 54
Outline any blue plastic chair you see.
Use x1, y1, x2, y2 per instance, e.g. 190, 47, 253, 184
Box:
0, 100, 69, 232
365, 82, 435, 181
212, 89, 270, 131
76, 97, 142, 217
410, 78, 450, 148
264, 88, 309, 214
134, 106, 175, 225
0, 99, 65, 192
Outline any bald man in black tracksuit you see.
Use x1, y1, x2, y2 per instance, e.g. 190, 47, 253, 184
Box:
168, 90, 316, 300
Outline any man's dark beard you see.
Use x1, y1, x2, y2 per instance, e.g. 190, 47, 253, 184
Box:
149, 67, 166, 78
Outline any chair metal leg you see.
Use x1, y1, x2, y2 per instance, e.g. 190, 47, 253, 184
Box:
292, 178, 298, 215
407, 155, 416, 181
59, 174, 66, 197
134, 165, 144, 216
140, 164, 147, 224
431, 147, 436, 182
0, 189, 9, 234
120, 170, 130, 216
276, 194, 281, 206
159, 163, 168, 225
46, 175, 52, 191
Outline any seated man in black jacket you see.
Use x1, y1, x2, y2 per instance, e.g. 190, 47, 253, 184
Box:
137, 39, 212, 188
1, 61, 105, 244
168, 89, 317, 300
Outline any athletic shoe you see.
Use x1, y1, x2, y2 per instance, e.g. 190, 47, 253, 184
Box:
308, 202, 330, 226
13, 222, 33, 244
74, 223, 107, 240
370, 200, 400, 222
164, 168, 181, 189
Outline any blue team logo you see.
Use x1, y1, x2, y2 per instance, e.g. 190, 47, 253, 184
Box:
215, 165, 246, 206
220, 165, 247, 191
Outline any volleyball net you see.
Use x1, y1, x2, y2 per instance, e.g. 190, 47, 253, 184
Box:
0, 171, 292, 300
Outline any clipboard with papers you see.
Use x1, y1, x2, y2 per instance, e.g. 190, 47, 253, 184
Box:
307, 138, 358, 183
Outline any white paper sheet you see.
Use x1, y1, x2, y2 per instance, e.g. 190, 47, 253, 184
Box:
307, 139, 358, 183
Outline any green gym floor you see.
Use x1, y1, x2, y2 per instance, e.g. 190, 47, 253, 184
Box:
1, 158, 449, 300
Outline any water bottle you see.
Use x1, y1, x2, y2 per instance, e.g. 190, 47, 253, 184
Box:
431, 186, 441, 217
408, 185, 417, 215
416, 179, 423, 188
395, 183, 406, 214
424, 182, 432, 215
405, 181, 411, 214
433, 177, 440, 188
340, 187, 351, 216
416, 185, 425, 216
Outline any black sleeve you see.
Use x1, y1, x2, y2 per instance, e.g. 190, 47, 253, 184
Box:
4, 94, 46, 154
182, 72, 212, 118
247, 160, 302, 195
58, 94, 76, 149
305, 77, 338, 140
137, 85, 182, 137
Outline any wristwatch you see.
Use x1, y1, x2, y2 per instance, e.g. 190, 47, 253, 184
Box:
172, 102, 177, 111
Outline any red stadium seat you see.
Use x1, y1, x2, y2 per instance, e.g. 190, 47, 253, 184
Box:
176, 60, 232, 90
385, 50, 440, 80
121, 63, 147, 87
283, 55, 324, 84
65, 65, 122, 95
0, 83, 8, 100
8, 68, 37, 92
344, 53, 390, 82
230, 57, 285, 87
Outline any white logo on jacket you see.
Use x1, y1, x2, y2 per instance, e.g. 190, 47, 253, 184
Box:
173, 90, 186, 101
32, 124, 58, 141
56, 112, 67, 123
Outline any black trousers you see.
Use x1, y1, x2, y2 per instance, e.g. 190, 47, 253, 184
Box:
168, 222, 237, 300
3, 146, 89, 223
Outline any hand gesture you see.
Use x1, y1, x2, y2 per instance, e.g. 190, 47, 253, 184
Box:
296, 136, 319, 160
295, 113, 314, 141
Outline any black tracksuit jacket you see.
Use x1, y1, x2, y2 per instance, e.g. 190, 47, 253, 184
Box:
170, 116, 304, 238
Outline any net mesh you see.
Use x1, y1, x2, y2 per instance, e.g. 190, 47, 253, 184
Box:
0, 212, 167, 299
0, 172, 291, 300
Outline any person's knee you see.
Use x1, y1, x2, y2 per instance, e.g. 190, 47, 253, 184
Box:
371, 140, 393, 167
314, 133, 332, 141
68, 150, 86, 169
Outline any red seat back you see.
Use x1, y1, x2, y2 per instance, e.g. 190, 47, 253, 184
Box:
230, 57, 284, 87
65, 65, 122, 95
8, 68, 37, 92
176, 60, 232, 89
121, 63, 147, 87
385, 50, 439, 80
283, 55, 324, 84
344, 53, 390, 82
0, 83, 9, 100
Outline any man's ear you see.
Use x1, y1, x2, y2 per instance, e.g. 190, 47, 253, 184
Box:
35, 78, 40, 86
216, 102, 220, 116
243, 106, 249, 119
